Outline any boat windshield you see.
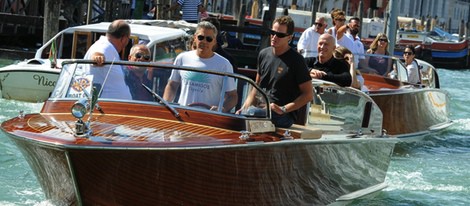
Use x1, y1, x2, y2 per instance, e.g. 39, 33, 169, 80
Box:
51, 60, 270, 118
359, 53, 408, 81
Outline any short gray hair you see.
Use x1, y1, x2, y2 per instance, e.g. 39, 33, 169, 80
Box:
129, 44, 150, 55
196, 21, 218, 36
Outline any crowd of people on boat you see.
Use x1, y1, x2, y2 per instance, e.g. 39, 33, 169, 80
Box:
85, 6, 422, 129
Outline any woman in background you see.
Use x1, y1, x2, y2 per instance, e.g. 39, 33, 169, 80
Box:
402, 45, 421, 84
361, 33, 392, 75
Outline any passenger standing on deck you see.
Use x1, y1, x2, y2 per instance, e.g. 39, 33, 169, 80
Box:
237, 16, 313, 128
163, 21, 238, 113
297, 16, 327, 67
85, 19, 132, 99
167, 0, 202, 23
327, 9, 355, 53
403, 45, 421, 84
309, 33, 352, 87
344, 17, 365, 69
201, 17, 238, 73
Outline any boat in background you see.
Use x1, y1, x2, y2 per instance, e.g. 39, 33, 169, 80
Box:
395, 28, 469, 69
360, 54, 452, 138
0, 20, 192, 102
212, 8, 385, 69
211, 10, 452, 138
1, 59, 396, 205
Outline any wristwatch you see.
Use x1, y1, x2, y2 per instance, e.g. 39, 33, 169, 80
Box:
280, 106, 287, 114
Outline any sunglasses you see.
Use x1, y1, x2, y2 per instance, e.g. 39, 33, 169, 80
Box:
378, 38, 388, 42
335, 18, 346, 22
403, 51, 414, 55
314, 22, 323, 27
196, 35, 214, 42
135, 53, 151, 61
270, 30, 290, 38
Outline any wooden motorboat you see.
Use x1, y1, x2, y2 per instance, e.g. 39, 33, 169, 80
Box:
1, 60, 396, 205
0, 20, 192, 102
396, 28, 469, 69
360, 54, 452, 137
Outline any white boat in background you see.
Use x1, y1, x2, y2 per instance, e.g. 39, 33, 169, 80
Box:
0, 20, 193, 102
0, 59, 60, 102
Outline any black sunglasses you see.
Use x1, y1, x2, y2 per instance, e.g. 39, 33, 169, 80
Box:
135, 53, 151, 61
270, 30, 290, 38
378, 38, 388, 42
314, 22, 323, 27
403, 51, 414, 55
197, 35, 214, 42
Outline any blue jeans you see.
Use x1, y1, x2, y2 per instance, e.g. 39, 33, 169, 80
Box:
271, 112, 294, 128
243, 106, 294, 128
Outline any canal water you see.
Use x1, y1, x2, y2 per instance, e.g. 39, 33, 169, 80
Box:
0, 58, 469, 205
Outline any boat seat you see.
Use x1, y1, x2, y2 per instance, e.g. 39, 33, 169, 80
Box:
276, 124, 322, 139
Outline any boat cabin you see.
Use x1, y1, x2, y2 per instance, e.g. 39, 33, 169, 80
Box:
35, 20, 192, 67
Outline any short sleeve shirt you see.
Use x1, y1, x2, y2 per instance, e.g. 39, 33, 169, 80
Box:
169, 50, 236, 106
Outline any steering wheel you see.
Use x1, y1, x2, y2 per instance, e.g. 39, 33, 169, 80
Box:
187, 102, 211, 110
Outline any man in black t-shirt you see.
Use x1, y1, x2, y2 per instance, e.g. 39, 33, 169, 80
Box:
310, 33, 352, 87
238, 16, 313, 128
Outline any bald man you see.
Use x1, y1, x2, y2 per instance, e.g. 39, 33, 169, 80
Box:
84, 19, 132, 99
309, 33, 352, 87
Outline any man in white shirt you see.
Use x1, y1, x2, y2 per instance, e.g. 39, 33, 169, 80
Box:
345, 17, 365, 69
328, 9, 355, 54
84, 19, 132, 100
297, 16, 327, 58
163, 21, 237, 113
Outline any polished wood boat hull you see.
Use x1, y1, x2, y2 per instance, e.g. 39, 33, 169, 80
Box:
2, 98, 395, 205
369, 88, 451, 136
6, 128, 394, 205
361, 56, 452, 137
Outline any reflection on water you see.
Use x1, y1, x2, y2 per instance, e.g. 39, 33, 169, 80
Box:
0, 99, 45, 205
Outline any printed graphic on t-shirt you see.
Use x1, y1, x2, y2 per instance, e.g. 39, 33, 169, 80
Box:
182, 71, 211, 93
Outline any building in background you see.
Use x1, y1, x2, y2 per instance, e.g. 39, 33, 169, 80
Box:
208, 0, 470, 33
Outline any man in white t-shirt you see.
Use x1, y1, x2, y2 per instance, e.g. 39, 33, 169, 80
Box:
84, 19, 132, 100
345, 17, 365, 69
328, 9, 355, 54
163, 21, 237, 113
297, 17, 328, 57
297, 16, 327, 58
